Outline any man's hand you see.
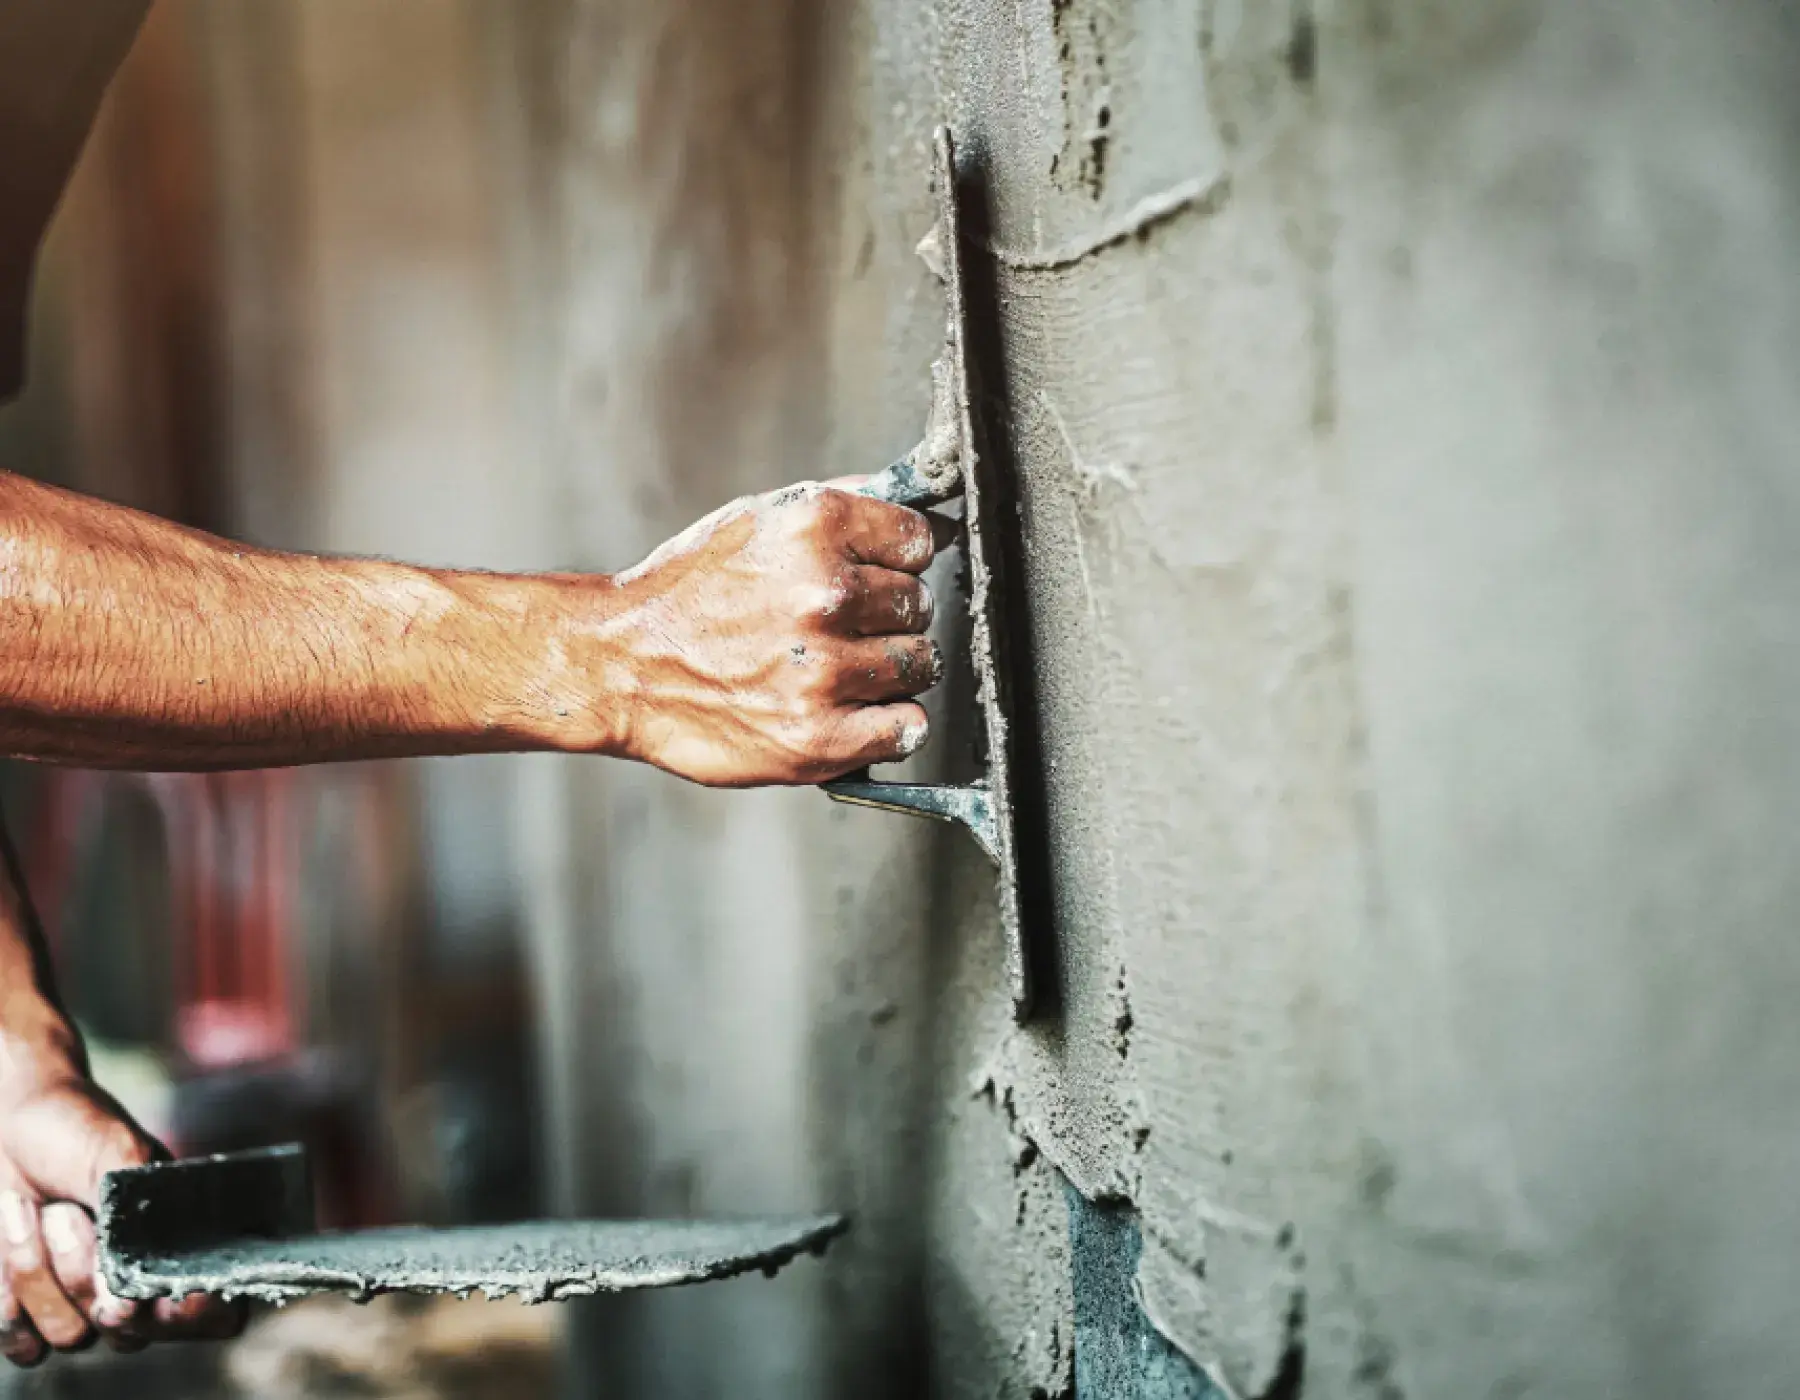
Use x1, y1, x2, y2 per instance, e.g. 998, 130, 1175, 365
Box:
0, 832, 242, 1368
556, 482, 946, 786
0, 1059, 244, 1366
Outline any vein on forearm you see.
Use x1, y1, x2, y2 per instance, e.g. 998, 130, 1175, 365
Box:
0, 469, 546, 769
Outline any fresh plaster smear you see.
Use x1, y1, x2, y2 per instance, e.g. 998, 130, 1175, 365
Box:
930, 1, 1800, 1397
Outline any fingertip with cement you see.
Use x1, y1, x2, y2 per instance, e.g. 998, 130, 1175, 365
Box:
898, 712, 931, 755
900, 513, 938, 571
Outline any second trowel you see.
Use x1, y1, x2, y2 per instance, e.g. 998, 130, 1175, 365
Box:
823, 126, 1031, 1022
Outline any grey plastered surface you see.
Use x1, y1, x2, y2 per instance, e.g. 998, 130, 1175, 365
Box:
484, 0, 1800, 1396
830, 2, 1800, 1397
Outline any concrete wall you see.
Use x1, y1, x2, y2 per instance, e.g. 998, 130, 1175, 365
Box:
504, 0, 1800, 1397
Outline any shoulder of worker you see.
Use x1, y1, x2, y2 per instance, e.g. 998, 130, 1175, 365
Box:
0, 2, 151, 404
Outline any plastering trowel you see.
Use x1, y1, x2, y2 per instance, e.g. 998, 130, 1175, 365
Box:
823, 127, 1032, 1023
99, 1143, 842, 1307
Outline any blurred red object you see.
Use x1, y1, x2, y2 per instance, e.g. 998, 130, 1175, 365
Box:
26, 767, 390, 1227
33, 769, 298, 1070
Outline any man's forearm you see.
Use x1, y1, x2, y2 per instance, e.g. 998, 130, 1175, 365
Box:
0, 470, 610, 768
0, 467, 942, 783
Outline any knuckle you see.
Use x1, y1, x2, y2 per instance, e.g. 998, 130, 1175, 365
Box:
788, 488, 835, 527
794, 583, 827, 620
802, 577, 853, 621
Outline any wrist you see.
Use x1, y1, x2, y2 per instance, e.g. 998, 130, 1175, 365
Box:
468, 571, 638, 758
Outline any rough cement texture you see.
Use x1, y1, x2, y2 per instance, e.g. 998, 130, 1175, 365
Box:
107, 1214, 846, 1308
489, 0, 1800, 1396
1068, 1189, 1225, 1400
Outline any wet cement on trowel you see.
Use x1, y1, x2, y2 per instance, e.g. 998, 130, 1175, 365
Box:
106, 1215, 848, 1307
100, 1145, 845, 1307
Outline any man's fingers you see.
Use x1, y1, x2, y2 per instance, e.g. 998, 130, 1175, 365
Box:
0, 1282, 45, 1369
0, 1189, 90, 1352
825, 492, 937, 573
0, 1083, 166, 1356
833, 638, 943, 703
41, 1204, 96, 1317
823, 702, 932, 773
840, 567, 934, 636
91, 1273, 148, 1352
41, 1202, 146, 1351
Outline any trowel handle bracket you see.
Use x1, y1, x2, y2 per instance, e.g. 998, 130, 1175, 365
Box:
823, 774, 998, 864
858, 456, 958, 510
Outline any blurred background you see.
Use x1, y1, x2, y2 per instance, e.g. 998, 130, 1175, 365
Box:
0, 3, 567, 1394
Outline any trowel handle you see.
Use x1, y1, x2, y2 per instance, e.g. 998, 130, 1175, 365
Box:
824, 456, 989, 854
857, 456, 957, 509
822, 775, 999, 865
